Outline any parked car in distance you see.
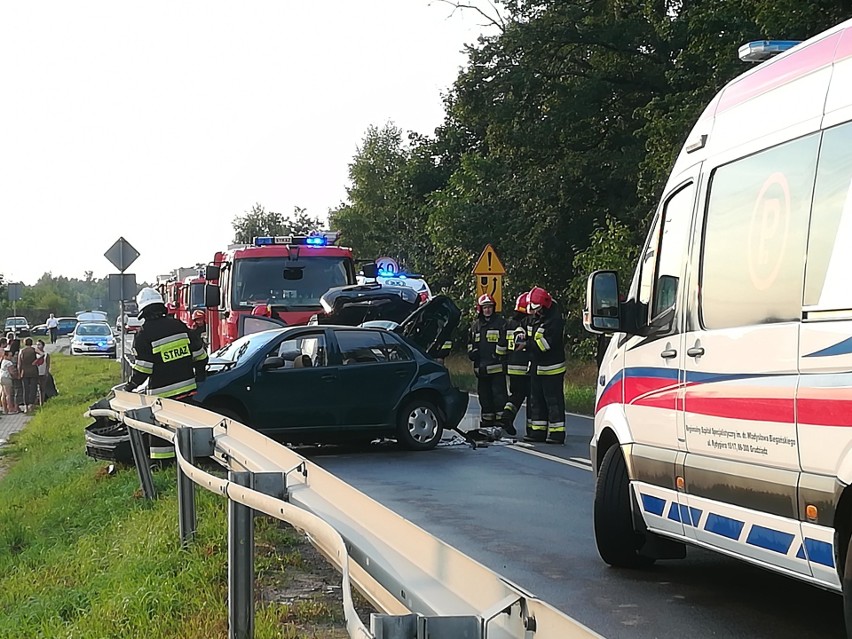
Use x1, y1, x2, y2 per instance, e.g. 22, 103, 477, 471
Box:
116, 315, 143, 333
197, 301, 466, 450
3, 316, 30, 337
30, 324, 48, 336
30, 316, 78, 337
70, 322, 116, 357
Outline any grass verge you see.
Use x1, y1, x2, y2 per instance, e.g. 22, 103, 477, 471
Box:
0, 354, 363, 638
445, 354, 597, 415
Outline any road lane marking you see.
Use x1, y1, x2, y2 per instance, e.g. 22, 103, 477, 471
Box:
508, 445, 594, 472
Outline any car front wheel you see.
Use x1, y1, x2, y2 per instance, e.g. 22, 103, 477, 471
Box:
397, 399, 443, 451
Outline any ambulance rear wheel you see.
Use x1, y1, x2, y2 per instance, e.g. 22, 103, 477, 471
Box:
594, 444, 654, 568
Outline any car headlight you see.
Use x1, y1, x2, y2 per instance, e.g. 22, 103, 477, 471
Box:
107, 339, 115, 346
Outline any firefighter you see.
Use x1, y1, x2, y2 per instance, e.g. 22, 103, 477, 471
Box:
525, 286, 566, 444
467, 293, 508, 429
189, 310, 208, 350
125, 287, 209, 464
501, 292, 531, 437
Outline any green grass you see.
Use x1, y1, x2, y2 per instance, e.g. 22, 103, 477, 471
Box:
445, 354, 597, 415
0, 355, 348, 639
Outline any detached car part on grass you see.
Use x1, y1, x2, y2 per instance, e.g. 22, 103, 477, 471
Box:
87, 390, 602, 639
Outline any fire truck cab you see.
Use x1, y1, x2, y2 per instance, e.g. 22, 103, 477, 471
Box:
204, 232, 357, 351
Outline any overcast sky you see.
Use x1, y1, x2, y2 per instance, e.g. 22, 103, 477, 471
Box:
0, 1, 494, 285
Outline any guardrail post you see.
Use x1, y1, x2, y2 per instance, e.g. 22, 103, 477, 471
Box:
229, 471, 253, 639
127, 425, 156, 500
176, 427, 196, 548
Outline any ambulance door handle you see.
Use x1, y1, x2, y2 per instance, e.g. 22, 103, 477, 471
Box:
687, 346, 705, 358
660, 348, 677, 359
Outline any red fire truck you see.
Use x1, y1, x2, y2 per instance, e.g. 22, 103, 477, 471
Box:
176, 274, 206, 326
204, 232, 358, 350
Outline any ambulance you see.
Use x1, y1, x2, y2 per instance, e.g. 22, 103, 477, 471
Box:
584, 19, 852, 629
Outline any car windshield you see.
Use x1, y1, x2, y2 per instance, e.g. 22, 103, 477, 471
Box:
76, 323, 112, 336
212, 329, 282, 367
232, 257, 353, 311
7, 318, 26, 326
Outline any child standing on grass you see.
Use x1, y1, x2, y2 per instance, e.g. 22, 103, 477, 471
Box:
1, 348, 18, 414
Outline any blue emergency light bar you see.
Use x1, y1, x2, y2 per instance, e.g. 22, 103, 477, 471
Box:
738, 40, 801, 63
253, 231, 340, 247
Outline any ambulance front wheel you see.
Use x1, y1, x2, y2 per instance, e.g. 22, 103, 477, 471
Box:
594, 444, 654, 568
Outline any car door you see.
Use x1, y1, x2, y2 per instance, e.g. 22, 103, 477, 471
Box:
250, 329, 339, 436
394, 295, 461, 356
333, 329, 417, 429
620, 174, 697, 539
680, 134, 818, 577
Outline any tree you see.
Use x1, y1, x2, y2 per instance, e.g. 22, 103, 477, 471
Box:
232, 203, 286, 244
232, 204, 325, 244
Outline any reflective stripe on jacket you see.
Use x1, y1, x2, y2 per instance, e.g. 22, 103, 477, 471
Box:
468, 314, 508, 376
527, 302, 566, 376
130, 315, 208, 397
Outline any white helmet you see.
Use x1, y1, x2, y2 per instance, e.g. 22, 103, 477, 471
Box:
136, 287, 165, 313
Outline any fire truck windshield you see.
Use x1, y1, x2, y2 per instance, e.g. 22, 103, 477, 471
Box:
232, 256, 352, 310
189, 283, 205, 310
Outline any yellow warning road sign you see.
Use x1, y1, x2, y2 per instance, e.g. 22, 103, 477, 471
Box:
472, 244, 506, 276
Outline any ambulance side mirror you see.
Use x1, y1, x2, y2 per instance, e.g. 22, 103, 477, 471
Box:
585, 270, 621, 334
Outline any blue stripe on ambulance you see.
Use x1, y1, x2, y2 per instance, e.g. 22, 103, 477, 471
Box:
638, 491, 835, 568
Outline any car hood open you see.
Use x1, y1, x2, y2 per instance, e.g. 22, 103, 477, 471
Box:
393, 295, 461, 356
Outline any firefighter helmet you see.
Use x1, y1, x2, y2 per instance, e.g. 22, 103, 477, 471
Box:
476, 293, 496, 312
514, 292, 530, 314
251, 304, 272, 318
136, 287, 165, 314
528, 286, 553, 311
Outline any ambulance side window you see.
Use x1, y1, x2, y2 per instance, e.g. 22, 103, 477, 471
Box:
804, 121, 852, 310
638, 183, 694, 330
700, 134, 819, 329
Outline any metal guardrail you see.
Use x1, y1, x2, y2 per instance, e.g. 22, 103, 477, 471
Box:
89, 390, 603, 639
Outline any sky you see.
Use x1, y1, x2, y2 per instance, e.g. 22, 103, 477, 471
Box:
0, 1, 496, 285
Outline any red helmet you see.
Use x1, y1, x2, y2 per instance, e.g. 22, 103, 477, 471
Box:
251, 304, 272, 317
528, 287, 552, 311
475, 293, 496, 313
514, 292, 530, 314
192, 310, 206, 322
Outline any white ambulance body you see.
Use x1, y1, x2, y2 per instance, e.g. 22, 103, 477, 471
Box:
585, 18, 852, 612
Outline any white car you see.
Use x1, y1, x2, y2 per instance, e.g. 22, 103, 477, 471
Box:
70, 322, 117, 357
356, 273, 433, 302
116, 315, 143, 333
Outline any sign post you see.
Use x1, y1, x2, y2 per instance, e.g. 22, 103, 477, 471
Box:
104, 237, 140, 381
7, 282, 23, 334
472, 244, 506, 312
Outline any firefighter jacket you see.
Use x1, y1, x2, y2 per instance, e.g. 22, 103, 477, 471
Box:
467, 314, 508, 376
505, 314, 530, 376
527, 302, 566, 376
128, 314, 208, 398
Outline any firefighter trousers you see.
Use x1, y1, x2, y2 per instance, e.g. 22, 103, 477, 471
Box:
502, 375, 529, 431
477, 373, 508, 427
527, 374, 565, 443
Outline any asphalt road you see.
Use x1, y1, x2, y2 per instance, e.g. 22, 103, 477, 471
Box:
309, 397, 845, 639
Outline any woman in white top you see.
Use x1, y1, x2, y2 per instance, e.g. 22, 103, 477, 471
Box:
0, 348, 18, 413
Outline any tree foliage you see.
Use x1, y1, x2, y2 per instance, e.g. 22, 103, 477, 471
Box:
0, 273, 121, 326
332, 1, 852, 358
232, 203, 323, 244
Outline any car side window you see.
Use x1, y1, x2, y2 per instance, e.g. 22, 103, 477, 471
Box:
336, 330, 388, 365
273, 333, 327, 368
381, 333, 413, 361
